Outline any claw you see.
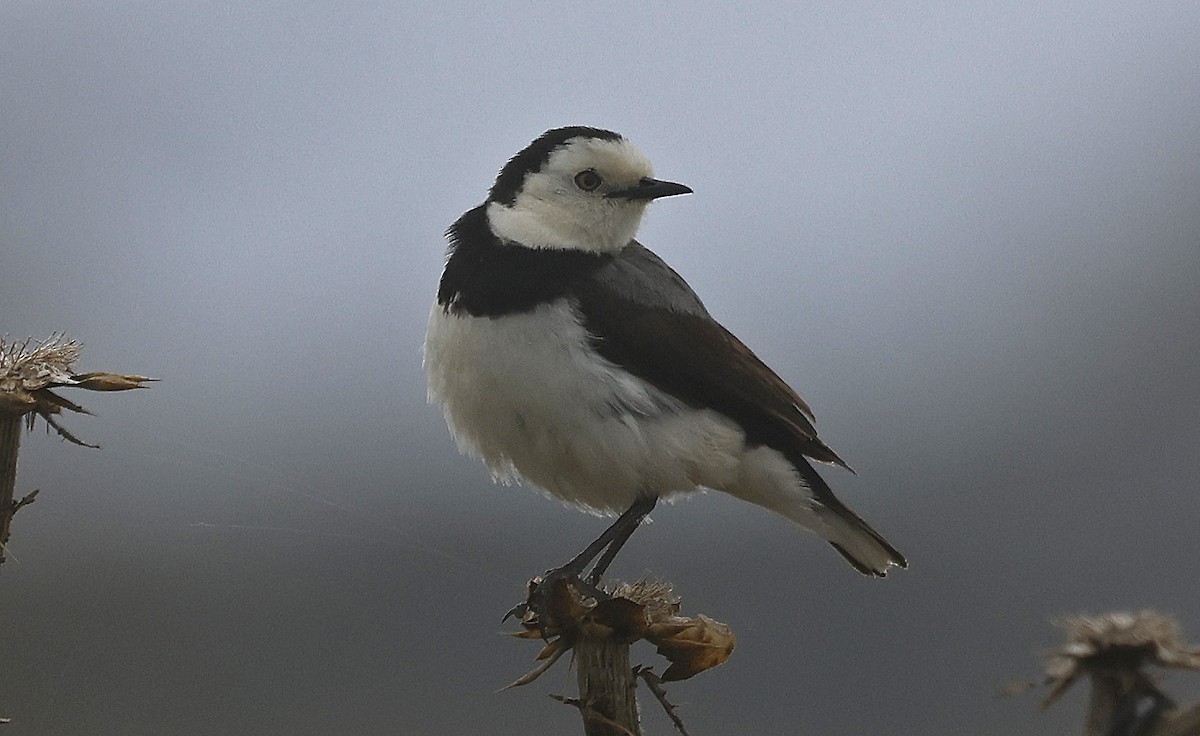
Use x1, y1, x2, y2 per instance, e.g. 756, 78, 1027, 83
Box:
502, 601, 529, 623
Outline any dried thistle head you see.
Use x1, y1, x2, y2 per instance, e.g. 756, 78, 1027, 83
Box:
506, 576, 735, 688
0, 334, 80, 403
0, 334, 156, 446
609, 579, 680, 619
1042, 610, 1200, 707
610, 579, 735, 681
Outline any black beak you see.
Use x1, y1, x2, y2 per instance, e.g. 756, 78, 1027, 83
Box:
606, 177, 693, 201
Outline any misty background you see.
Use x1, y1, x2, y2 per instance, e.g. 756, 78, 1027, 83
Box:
2, 1, 1199, 734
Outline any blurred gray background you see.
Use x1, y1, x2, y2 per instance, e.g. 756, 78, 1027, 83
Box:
3, 1, 1199, 734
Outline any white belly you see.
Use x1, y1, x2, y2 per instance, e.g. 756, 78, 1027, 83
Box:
423, 300, 746, 512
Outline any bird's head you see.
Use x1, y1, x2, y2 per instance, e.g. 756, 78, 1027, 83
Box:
485, 126, 692, 254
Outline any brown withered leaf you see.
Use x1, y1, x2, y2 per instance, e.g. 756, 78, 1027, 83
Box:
502, 642, 572, 690
33, 389, 91, 416
533, 576, 594, 639
505, 577, 595, 688
611, 579, 735, 680
71, 372, 159, 391
581, 596, 648, 644
646, 613, 737, 682
29, 409, 99, 448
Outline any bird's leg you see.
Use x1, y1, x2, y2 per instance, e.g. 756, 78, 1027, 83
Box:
560, 495, 657, 584
505, 495, 657, 623
580, 495, 657, 586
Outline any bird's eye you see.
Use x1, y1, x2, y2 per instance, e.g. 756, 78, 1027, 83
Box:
574, 169, 603, 191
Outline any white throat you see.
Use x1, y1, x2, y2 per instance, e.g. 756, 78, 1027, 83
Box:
486, 199, 646, 253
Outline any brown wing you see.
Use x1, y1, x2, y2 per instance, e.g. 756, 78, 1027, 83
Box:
576, 248, 850, 471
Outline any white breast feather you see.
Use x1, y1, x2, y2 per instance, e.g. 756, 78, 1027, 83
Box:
423, 300, 746, 513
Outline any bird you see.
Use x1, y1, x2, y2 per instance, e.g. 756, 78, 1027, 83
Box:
424, 125, 906, 589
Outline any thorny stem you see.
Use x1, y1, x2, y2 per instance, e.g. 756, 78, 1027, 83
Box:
575, 634, 640, 736
0, 414, 22, 566
636, 667, 691, 736
1083, 672, 1123, 736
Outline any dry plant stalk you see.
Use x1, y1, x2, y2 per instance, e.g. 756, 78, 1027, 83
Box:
1039, 610, 1200, 736
507, 576, 735, 736
0, 334, 155, 567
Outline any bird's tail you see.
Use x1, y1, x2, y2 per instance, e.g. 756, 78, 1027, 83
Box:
794, 458, 906, 577
818, 498, 907, 577
728, 446, 907, 576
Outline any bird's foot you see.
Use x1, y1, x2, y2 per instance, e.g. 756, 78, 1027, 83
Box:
502, 565, 610, 628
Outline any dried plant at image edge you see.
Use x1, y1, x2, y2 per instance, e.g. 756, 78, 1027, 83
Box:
508, 577, 735, 735
0, 334, 156, 567
1040, 611, 1200, 736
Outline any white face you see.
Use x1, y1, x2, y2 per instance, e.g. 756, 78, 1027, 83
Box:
487, 136, 657, 254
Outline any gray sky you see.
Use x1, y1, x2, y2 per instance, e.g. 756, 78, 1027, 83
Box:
3, 1, 1199, 734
